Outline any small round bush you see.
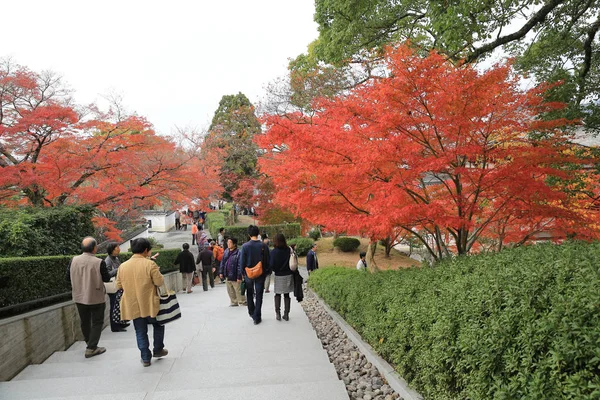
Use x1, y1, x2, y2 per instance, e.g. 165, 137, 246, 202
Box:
288, 237, 314, 256
333, 237, 361, 252
308, 229, 321, 241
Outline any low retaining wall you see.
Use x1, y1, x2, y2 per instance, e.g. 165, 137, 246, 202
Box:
0, 271, 182, 381
143, 210, 175, 233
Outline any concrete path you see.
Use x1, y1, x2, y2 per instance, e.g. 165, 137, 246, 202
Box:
0, 228, 345, 399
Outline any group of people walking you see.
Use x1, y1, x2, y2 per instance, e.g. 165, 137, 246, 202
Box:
68, 237, 167, 366
66, 223, 309, 368
175, 224, 304, 325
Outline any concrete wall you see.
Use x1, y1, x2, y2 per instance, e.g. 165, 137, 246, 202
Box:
143, 211, 176, 233
0, 271, 182, 382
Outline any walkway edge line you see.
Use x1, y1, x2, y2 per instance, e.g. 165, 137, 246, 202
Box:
310, 289, 424, 400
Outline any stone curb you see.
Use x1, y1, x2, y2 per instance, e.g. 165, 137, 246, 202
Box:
310, 289, 423, 400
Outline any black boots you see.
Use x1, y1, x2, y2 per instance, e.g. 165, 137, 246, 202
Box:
275, 294, 282, 321
283, 295, 291, 321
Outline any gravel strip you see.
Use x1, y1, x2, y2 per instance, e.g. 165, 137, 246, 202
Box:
302, 289, 403, 400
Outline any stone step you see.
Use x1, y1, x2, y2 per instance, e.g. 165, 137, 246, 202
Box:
173, 348, 331, 370
13, 359, 175, 380
44, 347, 185, 364
147, 381, 349, 400
0, 373, 162, 400
157, 364, 340, 391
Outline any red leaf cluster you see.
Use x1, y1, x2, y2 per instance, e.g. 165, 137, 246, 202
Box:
258, 45, 599, 258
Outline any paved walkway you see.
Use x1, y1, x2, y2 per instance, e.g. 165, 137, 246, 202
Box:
0, 229, 347, 400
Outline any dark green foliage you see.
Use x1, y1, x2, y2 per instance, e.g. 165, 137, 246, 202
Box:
309, 241, 600, 399
0, 206, 95, 257
207, 93, 261, 200
333, 237, 361, 252
223, 223, 301, 246
308, 229, 321, 241
0, 249, 181, 317
288, 237, 314, 256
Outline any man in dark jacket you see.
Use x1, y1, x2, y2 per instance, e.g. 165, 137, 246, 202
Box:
306, 243, 319, 275
196, 244, 215, 291
174, 243, 196, 293
238, 225, 270, 325
219, 238, 246, 306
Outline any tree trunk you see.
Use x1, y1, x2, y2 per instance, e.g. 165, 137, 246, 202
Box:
383, 237, 392, 257
366, 240, 379, 272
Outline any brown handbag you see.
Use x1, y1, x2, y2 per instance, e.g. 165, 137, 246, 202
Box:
244, 244, 264, 279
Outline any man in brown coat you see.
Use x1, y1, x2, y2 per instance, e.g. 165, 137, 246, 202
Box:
67, 236, 111, 358
116, 238, 167, 367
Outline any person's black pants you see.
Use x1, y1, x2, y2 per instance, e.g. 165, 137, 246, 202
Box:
245, 276, 265, 322
175, 218, 180, 230
76, 302, 105, 349
200, 265, 215, 290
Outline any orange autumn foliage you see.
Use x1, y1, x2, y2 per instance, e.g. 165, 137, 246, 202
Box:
258, 45, 600, 259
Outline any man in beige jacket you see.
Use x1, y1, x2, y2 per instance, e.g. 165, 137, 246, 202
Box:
116, 238, 167, 367
67, 236, 111, 358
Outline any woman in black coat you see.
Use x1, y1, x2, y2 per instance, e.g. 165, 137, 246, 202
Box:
269, 234, 295, 321
174, 243, 196, 293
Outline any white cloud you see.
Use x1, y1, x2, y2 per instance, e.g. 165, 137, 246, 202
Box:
2, 0, 318, 134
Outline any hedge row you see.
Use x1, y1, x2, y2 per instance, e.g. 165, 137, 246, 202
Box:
0, 248, 181, 317
309, 241, 600, 399
0, 206, 95, 257
222, 223, 301, 245
205, 211, 226, 239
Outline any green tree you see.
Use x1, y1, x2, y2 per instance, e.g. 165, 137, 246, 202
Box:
312, 0, 600, 131
206, 93, 261, 200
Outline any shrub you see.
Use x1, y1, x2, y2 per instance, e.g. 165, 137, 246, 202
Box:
0, 206, 95, 257
288, 237, 314, 256
205, 211, 226, 239
223, 223, 301, 246
147, 236, 164, 249
333, 237, 361, 252
308, 229, 321, 241
309, 241, 600, 400
0, 248, 181, 318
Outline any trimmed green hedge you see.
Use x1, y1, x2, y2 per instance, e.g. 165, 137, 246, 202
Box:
309, 241, 600, 399
205, 211, 226, 239
0, 248, 181, 317
223, 223, 301, 245
288, 237, 314, 256
333, 236, 361, 252
0, 206, 95, 257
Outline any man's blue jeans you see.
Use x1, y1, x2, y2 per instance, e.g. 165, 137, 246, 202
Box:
132, 316, 165, 362
245, 276, 265, 322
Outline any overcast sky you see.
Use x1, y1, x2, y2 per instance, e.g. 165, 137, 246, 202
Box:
2, 0, 318, 135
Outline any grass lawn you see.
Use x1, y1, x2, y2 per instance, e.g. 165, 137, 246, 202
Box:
299, 236, 421, 270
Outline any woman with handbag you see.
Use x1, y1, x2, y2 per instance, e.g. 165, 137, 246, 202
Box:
269, 234, 295, 321
105, 242, 129, 332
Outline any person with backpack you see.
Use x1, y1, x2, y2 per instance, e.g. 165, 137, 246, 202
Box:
238, 225, 270, 325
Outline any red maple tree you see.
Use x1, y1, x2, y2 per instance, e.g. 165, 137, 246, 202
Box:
258, 44, 600, 260
0, 60, 222, 239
